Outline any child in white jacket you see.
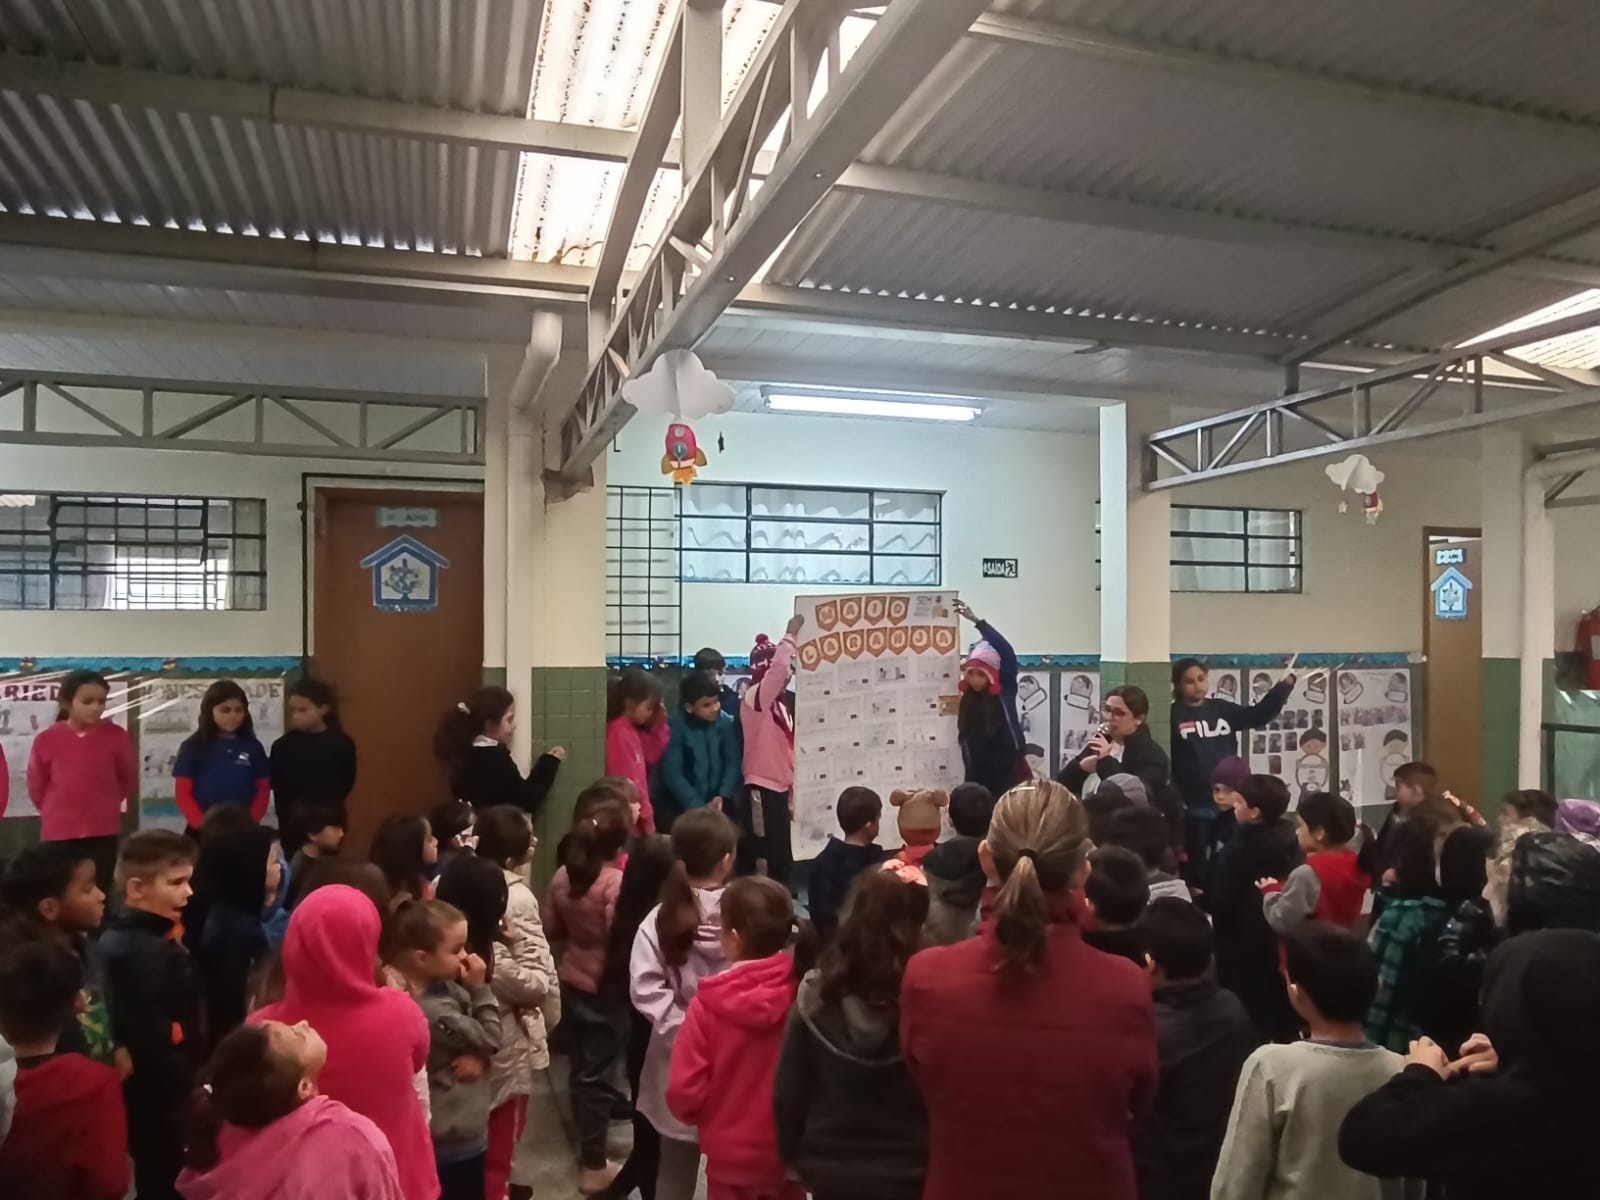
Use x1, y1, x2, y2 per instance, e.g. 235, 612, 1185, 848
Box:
475, 807, 561, 1200
629, 809, 738, 1200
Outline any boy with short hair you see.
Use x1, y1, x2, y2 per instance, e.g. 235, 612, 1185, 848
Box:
692, 646, 739, 719
1210, 775, 1304, 1043
0, 843, 121, 1068
1261, 792, 1370, 936
285, 802, 346, 911
1085, 845, 1152, 965
1132, 898, 1258, 1200
1211, 924, 1405, 1200
659, 670, 743, 831
101, 830, 201, 1200
804, 787, 885, 938
0, 940, 129, 1199
924, 782, 995, 945
1108, 804, 1193, 903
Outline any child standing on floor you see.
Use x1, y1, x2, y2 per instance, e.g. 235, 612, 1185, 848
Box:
0, 940, 129, 1200
804, 787, 885, 940
1107, 805, 1193, 903
25, 670, 137, 889
369, 814, 439, 907
922, 782, 995, 945
269, 677, 357, 855
1211, 924, 1404, 1200
1261, 792, 1370, 937
1364, 818, 1450, 1053
1084, 846, 1152, 966
660, 671, 743, 830
435, 687, 564, 818
284, 803, 346, 912
607, 669, 672, 835
389, 898, 502, 1200
889, 788, 948, 868
192, 824, 282, 1046
174, 681, 270, 831
101, 830, 202, 1200
630, 809, 740, 1200
474, 807, 561, 1200
545, 797, 632, 1194
667, 876, 818, 1200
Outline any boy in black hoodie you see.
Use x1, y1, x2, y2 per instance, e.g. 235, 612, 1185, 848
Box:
805, 787, 885, 938
1084, 846, 1151, 965
1209, 774, 1304, 1043
923, 783, 994, 945
1133, 898, 1259, 1200
100, 830, 201, 1200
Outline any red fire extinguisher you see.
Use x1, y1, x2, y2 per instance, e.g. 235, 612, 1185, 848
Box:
1578, 607, 1600, 689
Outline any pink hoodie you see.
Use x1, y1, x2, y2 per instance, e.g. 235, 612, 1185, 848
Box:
667, 951, 799, 1187
26, 719, 137, 840
606, 715, 671, 833
178, 1094, 403, 1200
252, 887, 437, 1200
740, 634, 796, 793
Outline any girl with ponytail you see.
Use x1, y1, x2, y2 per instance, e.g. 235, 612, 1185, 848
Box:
179, 1021, 403, 1200
899, 780, 1158, 1200
433, 687, 564, 819
626, 809, 739, 1198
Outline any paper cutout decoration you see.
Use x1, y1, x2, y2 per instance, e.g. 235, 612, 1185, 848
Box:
1325, 453, 1385, 523
621, 349, 736, 420
661, 423, 708, 486
359, 536, 450, 612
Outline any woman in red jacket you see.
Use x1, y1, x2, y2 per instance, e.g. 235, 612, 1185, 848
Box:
900, 779, 1158, 1200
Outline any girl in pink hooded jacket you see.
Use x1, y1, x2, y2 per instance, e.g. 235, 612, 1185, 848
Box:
178, 1019, 402, 1200
739, 617, 803, 889
667, 876, 817, 1200
252, 885, 437, 1200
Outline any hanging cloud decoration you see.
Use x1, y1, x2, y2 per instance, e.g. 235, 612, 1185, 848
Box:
1324, 453, 1385, 495
621, 349, 735, 420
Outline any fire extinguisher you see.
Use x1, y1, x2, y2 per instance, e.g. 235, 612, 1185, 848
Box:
1578, 607, 1600, 689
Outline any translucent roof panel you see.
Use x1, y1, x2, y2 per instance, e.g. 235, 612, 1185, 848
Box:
509, 155, 681, 268
1462, 288, 1600, 370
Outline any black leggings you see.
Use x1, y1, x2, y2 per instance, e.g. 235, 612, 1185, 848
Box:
736, 786, 794, 891
562, 983, 628, 1170
605, 1007, 659, 1199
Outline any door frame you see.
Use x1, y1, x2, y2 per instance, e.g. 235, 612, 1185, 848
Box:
1420, 525, 1482, 663
299, 473, 483, 659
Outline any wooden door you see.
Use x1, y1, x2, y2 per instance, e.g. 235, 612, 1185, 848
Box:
1423, 530, 1483, 806
312, 490, 484, 851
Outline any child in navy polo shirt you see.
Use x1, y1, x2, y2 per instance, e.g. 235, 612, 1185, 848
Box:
173, 681, 270, 831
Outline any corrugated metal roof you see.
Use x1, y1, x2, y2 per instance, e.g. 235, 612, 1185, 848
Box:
509, 154, 681, 268
768, 192, 1403, 337
992, 0, 1600, 123
0, 0, 542, 112
1363, 275, 1586, 352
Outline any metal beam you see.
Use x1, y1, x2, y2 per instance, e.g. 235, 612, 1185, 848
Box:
559, 0, 991, 477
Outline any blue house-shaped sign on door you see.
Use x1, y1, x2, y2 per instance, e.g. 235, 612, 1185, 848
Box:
360, 535, 451, 612
1430, 566, 1473, 621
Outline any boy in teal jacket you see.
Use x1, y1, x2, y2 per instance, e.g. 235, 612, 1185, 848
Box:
660, 670, 743, 830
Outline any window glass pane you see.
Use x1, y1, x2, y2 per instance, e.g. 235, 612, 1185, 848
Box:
680, 484, 745, 517
750, 488, 869, 521
873, 523, 939, 555
680, 550, 744, 583
873, 491, 939, 523
874, 555, 941, 586
1248, 566, 1301, 593
1173, 563, 1246, 592
748, 552, 870, 586
1173, 506, 1244, 534
1249, 537, 1299, 567
1171, 535, 1244, 565
752, 519, 869, 553
1247, 509, 1298, 538
680, 517, 743, 550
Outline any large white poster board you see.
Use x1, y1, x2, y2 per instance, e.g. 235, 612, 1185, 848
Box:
1335, 668, 1414, 810
792, 592, 962, 859
0, 676, 129, 819
1245, 669, 1333, 809
1016, 667, 1056, 780
138, 677, 285, 830
1058, 669, 1102, 775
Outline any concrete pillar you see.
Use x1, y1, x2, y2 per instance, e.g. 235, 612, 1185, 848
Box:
1479, 429, 1528, 804
1099, 404, 1173, 746
1520, 473, 1555, 788
482, 361, 509, 689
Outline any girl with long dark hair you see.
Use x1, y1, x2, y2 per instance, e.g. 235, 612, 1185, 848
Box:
174, 680, 270, 832
270, 677, 356, 854
434, 686, 563, 818
951, 600, 1028, 799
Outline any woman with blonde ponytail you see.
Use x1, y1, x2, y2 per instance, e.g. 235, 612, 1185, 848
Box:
900, 780, 1158, 1200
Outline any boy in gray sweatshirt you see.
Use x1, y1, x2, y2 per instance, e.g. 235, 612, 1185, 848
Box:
415, 946, 502, 1198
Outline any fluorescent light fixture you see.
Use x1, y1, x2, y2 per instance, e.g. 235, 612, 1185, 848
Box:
766, 392, 982, 422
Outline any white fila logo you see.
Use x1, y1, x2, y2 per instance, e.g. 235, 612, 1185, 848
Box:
1178, 718, 1234, 740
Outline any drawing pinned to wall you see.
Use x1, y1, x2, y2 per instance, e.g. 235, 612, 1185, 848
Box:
1016, 670, 1057, 780
1209, 668, 1243, 707
792, 591, 961, 858
138, 677, 284, 831
1059, 671, 1102, 768
1246, 670, 1331, 808
0, 675, 129, 819
1335, 668, 1413, 810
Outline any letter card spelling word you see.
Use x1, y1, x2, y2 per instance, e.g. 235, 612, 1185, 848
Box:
792, 591, 962, 859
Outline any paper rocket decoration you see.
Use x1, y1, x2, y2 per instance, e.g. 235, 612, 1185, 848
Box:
1325, 453, 1385, 523
662, 423, 708, 485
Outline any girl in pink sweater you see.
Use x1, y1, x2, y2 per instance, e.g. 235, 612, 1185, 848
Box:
545, 798, 630, 1194
605, 669, 671, 835
26, 671, 137, 888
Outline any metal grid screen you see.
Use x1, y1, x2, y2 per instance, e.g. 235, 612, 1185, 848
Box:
606, 486, 681, 660
1094, 502, 1302, 593
0, 493, 266, 611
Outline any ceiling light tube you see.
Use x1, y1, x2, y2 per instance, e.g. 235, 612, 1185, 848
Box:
765, 393, 982, 422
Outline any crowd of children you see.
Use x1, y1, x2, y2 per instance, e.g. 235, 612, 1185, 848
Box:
2, 645, 1600, 1200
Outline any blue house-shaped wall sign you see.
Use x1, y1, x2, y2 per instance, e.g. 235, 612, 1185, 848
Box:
1431, 566, 1473, 621
360, 535, 451, 612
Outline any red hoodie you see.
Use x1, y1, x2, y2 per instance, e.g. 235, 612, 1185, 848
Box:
666, 952, 799, 1187
0, 1051, 129, 1200
252, 886, 436, 1200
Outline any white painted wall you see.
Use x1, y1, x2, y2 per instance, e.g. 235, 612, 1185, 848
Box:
1554, 506, 1600, 646
608, 411, 1102, 657
0, 444, 479, 658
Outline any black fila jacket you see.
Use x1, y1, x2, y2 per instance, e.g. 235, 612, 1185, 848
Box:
1169, 682, 1292, 812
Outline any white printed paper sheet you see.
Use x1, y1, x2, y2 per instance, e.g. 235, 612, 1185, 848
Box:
1245, 669, 1333, 809
1334, 668, 1414, 811
1057, 670, 1102, 776
792, 592, 962, 859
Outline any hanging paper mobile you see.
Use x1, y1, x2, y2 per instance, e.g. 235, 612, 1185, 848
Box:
661, 423, 708, 485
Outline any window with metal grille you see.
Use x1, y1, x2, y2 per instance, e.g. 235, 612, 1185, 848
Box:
1094, 503, 1302, 593
679, 484, 942, 586
0, 493, 266, 611
606, 486, 682, 660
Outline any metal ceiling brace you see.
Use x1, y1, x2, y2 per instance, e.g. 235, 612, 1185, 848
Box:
557, 0, 992, 480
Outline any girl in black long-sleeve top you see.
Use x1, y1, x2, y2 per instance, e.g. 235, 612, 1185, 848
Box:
435, 685, 563, 817
270, 678, 356, 850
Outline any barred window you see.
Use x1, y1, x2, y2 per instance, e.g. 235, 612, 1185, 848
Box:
0, 493, 266, 611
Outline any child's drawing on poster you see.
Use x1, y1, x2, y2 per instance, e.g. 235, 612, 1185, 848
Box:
1245, 670, 1331, 810
1334, 668, 1413, 812
1016, 669, 1056, 780
1058, 671, 1101, 773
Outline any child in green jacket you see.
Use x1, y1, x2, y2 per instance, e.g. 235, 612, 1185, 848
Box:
660, 671, 743, 830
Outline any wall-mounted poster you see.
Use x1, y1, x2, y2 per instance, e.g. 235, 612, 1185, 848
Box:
1058, 670, 1102, 772
1208, 667, 1245, 709
1335, 668, 1414, 812
1016, 668, 1057, 779
792, 592, 961, 858
0, 675, 129, 819
138, 677, 285, 831
1245, 669, 1332, 809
